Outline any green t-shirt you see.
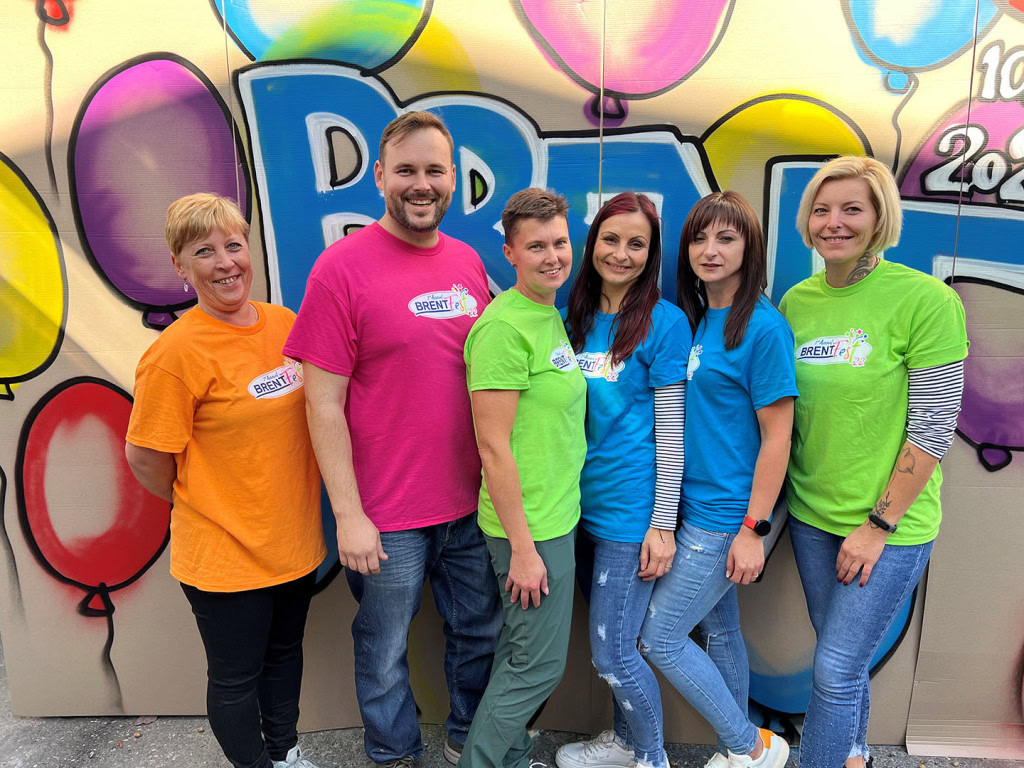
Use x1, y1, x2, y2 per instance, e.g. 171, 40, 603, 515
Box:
779, 260, 968, 545
464, 289, 587, 541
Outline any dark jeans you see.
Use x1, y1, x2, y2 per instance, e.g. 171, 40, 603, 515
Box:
181, 570, 316, 768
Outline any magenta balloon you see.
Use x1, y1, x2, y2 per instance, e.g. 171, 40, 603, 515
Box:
71, 55, 248, 318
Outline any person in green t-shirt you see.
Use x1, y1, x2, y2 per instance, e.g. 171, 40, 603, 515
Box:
779, 156, 968, 768
460, 188, 586, 768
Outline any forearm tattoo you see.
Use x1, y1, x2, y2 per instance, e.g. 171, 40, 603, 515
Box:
872, 492, 892, 517
845, 254, 879, 285
895, 445, 916, 474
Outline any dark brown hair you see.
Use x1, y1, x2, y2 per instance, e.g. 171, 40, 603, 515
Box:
378, 111, 454, 164
566, 192, 662, 365
500, 188, 570, 244
677, 191, 767, 350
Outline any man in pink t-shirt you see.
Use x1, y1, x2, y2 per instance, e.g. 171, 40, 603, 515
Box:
284, 112, 501, 767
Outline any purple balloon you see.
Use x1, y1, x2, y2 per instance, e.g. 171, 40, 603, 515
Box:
70, 55, 249, 329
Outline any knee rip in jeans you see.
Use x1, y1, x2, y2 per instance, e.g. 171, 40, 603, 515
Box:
597, 671, 623, 687
620, 699, 634, 712
597, 569, 610, 587
596, 624, 607, 641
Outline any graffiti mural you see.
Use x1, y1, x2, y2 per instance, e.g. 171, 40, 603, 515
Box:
0, 0, 1021, 755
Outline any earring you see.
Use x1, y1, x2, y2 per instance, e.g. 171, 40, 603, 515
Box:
183, 281, 190, 293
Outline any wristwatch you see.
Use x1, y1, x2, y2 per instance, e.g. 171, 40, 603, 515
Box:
868, 513, 898, 534
742, 515, 771, 537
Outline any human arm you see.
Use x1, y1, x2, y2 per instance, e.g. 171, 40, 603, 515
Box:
727, 396, 794, 585
302, 361, 387, 575
471, 388, 547, 609
638, 380, 684, 581
837, 361, 965, 586
124, 443, 176, 502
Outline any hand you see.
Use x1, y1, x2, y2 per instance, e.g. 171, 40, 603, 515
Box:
836, 522, 888, 586
726, 528, 765, 585
337, 513, 388, 575
506, 547, 548, 609
638, 527, 676, 581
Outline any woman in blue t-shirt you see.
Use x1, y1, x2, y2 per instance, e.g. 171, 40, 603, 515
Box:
555, 192, 691, 768
641, 191, 797, 768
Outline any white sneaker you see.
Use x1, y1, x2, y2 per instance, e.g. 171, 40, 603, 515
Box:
633, 750, 670, 768
727, 729, 789, 768
556, 730, 634, 768
703, 754, 730, 768
272, 745, 320, 768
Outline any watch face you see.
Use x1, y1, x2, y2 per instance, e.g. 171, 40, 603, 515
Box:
753, 519, 772, 536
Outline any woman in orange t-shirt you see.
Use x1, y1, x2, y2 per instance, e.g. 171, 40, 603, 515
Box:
125, 193, 325, 768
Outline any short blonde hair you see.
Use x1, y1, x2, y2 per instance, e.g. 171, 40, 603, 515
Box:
501, 188, 569, 244
166, 193, 248, 256
796, 155, 902, 254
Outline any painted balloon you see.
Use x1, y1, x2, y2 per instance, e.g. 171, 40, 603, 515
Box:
843, 0, 1000, 90
70, 55, 249, 329
217, 0, 429, 69
16, 378, 170, 616
0, 153, 67, 400
515, 0, 733, 98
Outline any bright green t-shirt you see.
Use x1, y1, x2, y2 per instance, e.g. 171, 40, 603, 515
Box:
779, 260, 968, 545
464, 289, 586, 541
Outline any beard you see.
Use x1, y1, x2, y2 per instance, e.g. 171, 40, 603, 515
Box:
384, 190, 452, 234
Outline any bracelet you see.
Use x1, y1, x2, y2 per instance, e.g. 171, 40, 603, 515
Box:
868, 512, 898, 534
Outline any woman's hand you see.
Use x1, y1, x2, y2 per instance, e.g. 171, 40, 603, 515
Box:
638, 526, 676, 581
726, 528, 765, 585
506, 547, 548, 609
836, 522, 888, 586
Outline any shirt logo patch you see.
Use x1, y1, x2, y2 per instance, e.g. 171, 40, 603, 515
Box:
249, 357, 304, 399
408, 283, 479, 319
796, 328, 872, 367
549, 341, 579, 371
687, 344, 703, 380
577, 351, 625, 381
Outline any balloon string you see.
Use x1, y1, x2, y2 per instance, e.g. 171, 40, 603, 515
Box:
220, 0, 242, 210
951, 0, 983, 278
597, 0, 605, 203
36, 15, 59, 196
102, 603, 125, 713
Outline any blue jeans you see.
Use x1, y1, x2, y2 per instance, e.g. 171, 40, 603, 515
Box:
577, 529, 665, 768
346, 512, 503, 764
788, 515, 933, 768
640, 521, 757, 755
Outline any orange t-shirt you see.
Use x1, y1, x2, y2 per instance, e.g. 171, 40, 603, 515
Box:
126, 303, 326, 592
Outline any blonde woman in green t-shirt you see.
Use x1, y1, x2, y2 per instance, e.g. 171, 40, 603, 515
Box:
779, 156, 968, 768
461, 188, 587, 768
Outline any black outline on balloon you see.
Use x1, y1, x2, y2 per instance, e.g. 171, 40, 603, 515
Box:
840, 0, 1003, 79
326, 126, 364, 187
66, 52, 253, 329
510, 0, 737, 100
0, 465, 25, 617
36, 0, 69, 26
0, 151, 68, 401
944, 275, 1024, 472
209, 0, 434, 76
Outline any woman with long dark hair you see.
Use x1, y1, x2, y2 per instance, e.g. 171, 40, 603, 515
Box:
555, 193, 690, 768
640, 191, 796, 768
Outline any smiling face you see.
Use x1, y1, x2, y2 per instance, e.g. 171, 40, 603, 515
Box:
173, 229, 254, 324
688, 219, 745, 303
808, 177, 879, 268
592, 210, 651, 298
374, 127, 456, 244
503, 216, 572, 305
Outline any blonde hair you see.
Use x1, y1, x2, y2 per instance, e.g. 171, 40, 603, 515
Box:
796, 155, 902, 255
165, 193, 248, 256
379, 111, 454, 164
500, 188, 569, 244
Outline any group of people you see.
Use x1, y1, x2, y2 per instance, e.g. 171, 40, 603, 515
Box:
124, 111, 968, 768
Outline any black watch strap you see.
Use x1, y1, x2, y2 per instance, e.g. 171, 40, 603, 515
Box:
868, 513, 897, 533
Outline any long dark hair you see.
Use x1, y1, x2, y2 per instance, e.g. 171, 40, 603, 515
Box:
566, 192, 662, 365
677, 191, 767, 350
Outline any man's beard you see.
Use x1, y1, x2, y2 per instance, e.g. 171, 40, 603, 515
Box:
385, 191, 452, 233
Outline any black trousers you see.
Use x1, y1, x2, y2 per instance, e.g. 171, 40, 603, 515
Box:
181, 570, 316, 768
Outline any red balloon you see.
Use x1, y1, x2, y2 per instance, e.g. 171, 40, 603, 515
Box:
17, 378, 169, 615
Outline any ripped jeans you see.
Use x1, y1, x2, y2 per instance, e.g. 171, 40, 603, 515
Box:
640, 521, 758, 755
576, 529, 665, 768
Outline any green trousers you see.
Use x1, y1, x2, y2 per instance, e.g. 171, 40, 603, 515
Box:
457, 529, 576, 768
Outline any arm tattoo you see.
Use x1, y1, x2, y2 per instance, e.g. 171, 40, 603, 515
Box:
872, 492, 892, 517
895, 445, 916, 474
845, 254, 879, 285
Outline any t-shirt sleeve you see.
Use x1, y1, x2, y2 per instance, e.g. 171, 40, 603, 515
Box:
648, 313, 693, 387
905, 288, 969, 369
467, 320, 531, 391
126, 362, 196, 453
748, 319, 799, 410
283, 275, 357, 376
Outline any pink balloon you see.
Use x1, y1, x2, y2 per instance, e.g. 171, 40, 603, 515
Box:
516, 0, 733, 97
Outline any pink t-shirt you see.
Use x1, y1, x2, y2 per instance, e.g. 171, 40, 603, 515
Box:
284, 222, 491, 531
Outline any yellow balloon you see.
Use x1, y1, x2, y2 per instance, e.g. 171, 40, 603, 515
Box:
704, 96, 868, 197
0, 155, 66, 399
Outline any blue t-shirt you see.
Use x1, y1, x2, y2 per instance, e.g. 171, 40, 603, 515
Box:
564, 299, 691, 542
682, 296, 798, 533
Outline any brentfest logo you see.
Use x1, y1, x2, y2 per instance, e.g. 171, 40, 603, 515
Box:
408, 283, 479, 319
797, 328, 872, 367
248, 357, 304, 399
549, 340, 579, 371
577, 351, 625, 381
687, 344, 702, 380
